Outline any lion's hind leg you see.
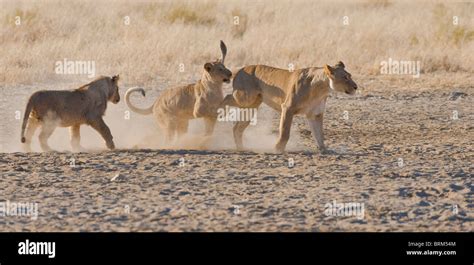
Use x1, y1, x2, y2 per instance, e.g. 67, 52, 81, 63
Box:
38, 122, 57, 152
154, 114, 175, 147
275, 105, 296, 153
232, 94, 263, 150
70, 124, 85, 152
233, 120, 250, 150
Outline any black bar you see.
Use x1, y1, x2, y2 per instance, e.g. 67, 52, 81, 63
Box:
0, 233, 472, 264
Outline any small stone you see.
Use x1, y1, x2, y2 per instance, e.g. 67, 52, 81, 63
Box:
419, 200, 431, 207
449, 184, 464, 192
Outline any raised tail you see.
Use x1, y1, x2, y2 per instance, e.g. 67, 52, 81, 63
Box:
20, 97, 34, 143
125, 87, 154, 115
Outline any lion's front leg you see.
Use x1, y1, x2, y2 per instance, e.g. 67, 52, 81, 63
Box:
204, 117, 217, 136
220, 93, 239, 108
193, 96, 205, 118
306, 113, 326, 153
88, 118, 115, 150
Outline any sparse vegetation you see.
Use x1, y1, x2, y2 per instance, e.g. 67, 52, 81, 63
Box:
166, 5, 215, 25
432, 3, 474, 47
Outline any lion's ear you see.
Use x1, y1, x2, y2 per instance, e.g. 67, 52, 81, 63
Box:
112, 75, 120, 82
323, 64, 334, 77
336, 61, 345, 69
204, 63, 213, 72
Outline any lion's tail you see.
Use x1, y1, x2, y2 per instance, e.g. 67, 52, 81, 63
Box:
20, 96, 34, 143
125, 87, 154, 115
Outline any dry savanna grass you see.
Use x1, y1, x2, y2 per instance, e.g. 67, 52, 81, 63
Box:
0, 0, 473, 87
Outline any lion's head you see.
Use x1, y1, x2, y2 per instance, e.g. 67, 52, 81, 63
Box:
204, 41, 232, 83
109, 75, 120, 104
324, 61, 357, 95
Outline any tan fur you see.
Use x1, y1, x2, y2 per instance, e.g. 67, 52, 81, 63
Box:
21, 75, 121, 152
125, 41, 232, 143
222, 61, 358, 152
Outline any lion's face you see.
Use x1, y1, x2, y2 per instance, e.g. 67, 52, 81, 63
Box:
204, 61, 232, 83
110, 75, 120, 104
324, 62, 358, 95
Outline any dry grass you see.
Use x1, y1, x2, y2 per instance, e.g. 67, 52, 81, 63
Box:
0, 0, 473, 86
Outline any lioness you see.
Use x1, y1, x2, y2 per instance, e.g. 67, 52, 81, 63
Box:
20, 75, 121, 152
125, 41, 232, 142
221, 61, 358, 153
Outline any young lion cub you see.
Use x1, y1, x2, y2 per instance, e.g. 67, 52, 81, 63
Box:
20, 75, 121, 152
125, 41, 232, 143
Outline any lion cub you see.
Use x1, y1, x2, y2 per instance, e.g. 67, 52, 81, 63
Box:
21, 75, 120, 152
125, 41, 232, 143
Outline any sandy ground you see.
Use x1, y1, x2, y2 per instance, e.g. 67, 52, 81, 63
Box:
0, 74, 473, 231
